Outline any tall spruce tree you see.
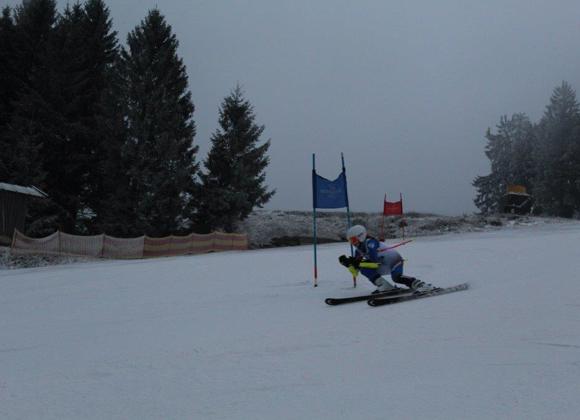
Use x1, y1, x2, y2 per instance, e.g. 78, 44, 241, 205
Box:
568, 122, 580, 216
0, 7, 16, 137
0, 0, 62, 235
119, 9, 198, 236
0, 7, 17, 179
473, 114, 535, 214
58, 0, 120, 232
473, 121, 512, 214
4, 0, 120, 234
94, 57, 131, 235
0, 0, 56, 186
534, 81, 580, 217
64, 0, 119, 233
510, 114, 536, 192
197, 85, 275, 233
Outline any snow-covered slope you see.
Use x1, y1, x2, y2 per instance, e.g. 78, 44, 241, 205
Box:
239, 210, 571, 247
1, 222, 580, 419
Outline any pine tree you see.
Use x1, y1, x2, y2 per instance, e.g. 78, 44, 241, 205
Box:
66, 0, 120, 233
473, 118, 514, 214
534, 81, 580, 217
6, 1, 120, 234
0, 1, 61, 235
0, 0, 56, 186
40, 3, 95, 232
509, 114, 536, 192
93, 54, 131, 235
0, 7, 16, 135
119, 9, 198, 236
2, 0, 121, 234
472, 173, 500, 214
197, 85, 275, 232
473, 114, 535, 214
0, 7, 17, 179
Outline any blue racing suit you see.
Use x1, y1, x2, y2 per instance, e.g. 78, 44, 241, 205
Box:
354, 237, 404, 284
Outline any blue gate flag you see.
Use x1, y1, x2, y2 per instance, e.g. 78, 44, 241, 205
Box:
312, 170, 348, 209
311, 153, 353, 287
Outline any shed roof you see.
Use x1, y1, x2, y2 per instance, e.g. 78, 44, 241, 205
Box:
0, 182, 47, 198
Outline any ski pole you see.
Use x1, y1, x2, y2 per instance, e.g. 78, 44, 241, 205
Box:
379, 239, 413, 252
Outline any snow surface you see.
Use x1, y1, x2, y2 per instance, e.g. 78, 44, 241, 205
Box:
2, 222, 580, 419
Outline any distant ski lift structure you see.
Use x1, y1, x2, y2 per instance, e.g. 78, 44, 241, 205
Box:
502, 185, 534, 215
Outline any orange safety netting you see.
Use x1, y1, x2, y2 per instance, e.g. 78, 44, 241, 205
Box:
143, 232, 248, 257
11, 230, 248, 259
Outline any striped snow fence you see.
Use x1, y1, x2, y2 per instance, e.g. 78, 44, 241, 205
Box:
143, 232, 248, 257
103, 235, 145, 259
11, 230, 248, 259
60, 232, 105, 257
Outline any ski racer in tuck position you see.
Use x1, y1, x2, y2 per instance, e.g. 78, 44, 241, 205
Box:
339, 225, 435, 294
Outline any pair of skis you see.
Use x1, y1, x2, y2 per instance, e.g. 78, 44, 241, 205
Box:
325, 283, 469, 307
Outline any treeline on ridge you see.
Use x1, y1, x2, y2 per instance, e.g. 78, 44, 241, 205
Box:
0, 0, 274, 237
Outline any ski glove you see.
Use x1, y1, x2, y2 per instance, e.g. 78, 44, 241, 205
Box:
339, 255, 359, 268
339, 255, 379, 269
339, 255, 360, 277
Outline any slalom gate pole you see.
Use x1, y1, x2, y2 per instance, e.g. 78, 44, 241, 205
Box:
400, 193, 405, 238
342, 153, 356, 288
312, 154, 318, 287
381, 193, 386, 240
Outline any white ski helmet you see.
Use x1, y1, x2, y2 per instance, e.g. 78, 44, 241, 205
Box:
347, 225, 367, 244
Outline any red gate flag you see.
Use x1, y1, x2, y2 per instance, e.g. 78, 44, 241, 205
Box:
383, 193, 403, 216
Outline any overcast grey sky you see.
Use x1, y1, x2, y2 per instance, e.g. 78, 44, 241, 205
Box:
6, 0, 580, 214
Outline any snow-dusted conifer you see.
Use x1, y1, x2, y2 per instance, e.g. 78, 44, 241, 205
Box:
474, 114, 534, 213
534, 81, 580, 217
119, 9, 198, 236
197, 85, 275, 232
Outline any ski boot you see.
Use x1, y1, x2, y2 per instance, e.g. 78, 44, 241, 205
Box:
372, 276, 396, 294
411, 278, 436, 293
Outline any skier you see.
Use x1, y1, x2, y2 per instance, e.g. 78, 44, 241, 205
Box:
339, 224, 434, 294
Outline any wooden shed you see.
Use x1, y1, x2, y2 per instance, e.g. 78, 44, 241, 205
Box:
0, 182, 47, 245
